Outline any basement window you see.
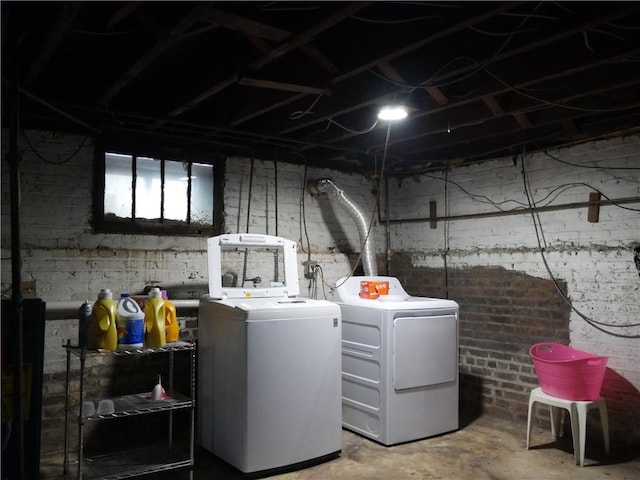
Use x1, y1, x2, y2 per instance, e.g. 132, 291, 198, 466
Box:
93, 145, 222, 236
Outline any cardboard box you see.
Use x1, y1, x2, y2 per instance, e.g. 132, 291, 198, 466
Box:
359, 280, 389, 299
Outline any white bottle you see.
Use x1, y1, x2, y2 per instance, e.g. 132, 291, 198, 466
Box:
116, 293, 144, 350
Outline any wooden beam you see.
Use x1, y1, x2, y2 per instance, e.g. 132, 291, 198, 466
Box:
249, 2, 371, 71
166, 74, 239, 119
282, 7, 637, 137
377, 61, 404, 83
512, 112, 532, 129
238, 78, 331, 96
425, 87, 449, 106
398, 76, 640, 155
107, 2, 141, 30
332, 3, 517, 84
202, 8, 289, 42
24, 3, 80, 87
587, 192, 601, 223
231, 93, 306, 127
163, 7, 342, 121
97, 4, 212, 105
203, 8, 338, 74
482, 95, 504, 116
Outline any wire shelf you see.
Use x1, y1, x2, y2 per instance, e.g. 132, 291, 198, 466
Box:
64, 445, 193, 480
65, 341, 195, 358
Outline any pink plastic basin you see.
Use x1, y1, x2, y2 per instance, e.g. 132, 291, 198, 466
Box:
529, 342, 608, 401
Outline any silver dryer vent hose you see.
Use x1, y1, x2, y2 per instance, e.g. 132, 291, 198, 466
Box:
313, 178, 378, 276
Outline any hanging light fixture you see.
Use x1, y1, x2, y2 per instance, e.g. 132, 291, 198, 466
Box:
377, 105, 408, 121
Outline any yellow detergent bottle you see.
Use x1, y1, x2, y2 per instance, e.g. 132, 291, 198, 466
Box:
162, 290, 179, 343
144, 287, 166, 348
90, 288, 118, 352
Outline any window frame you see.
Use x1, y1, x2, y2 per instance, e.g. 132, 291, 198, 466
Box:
92, 139, 224, 236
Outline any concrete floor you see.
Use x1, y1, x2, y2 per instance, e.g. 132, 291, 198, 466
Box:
40, 414, 639, 480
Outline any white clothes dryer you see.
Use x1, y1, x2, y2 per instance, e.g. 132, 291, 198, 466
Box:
332, 275, 459, 446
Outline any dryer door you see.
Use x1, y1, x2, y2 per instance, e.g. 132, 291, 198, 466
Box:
392, 314, 458, 390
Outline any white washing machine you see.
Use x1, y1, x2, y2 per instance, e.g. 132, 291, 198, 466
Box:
331, 275, 459, 446
198, 234, 342, 475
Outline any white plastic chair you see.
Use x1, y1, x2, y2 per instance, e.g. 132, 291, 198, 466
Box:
526, 387, 609, 466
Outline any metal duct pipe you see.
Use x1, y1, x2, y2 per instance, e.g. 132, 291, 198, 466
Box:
313, 178, 377, 276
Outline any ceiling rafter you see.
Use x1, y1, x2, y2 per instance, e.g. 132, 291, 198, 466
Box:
201, 7, 338, 74
249, 2, 371, 71
238, 78, 331, 96
5, 2, 640, 175
23, 3, 80, 87
96, 3, 214, 105
309, 50, 640, 154
280, 5, 639, 138
230, 94, 307, 128
395, 78, 640, 156
161, 5, 350, 123
482, 95, 530, 129
330, 2, 519, 86
107, 2, 141, 30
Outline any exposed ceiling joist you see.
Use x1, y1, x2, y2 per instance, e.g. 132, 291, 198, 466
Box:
4, 2, 639, 175
96, 3, 214, 105
23, 3, 80, 87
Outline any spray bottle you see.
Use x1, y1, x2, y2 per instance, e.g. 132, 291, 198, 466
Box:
78, 300, 92, 349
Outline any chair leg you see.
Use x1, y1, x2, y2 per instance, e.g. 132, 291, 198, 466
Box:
549, 405, 563, 440
526, 398, 535, 449
598, 401, 610, 456
574, 403, 589, 467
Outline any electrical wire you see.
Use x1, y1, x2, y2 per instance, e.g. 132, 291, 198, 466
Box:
443, 166, 450, 299
21, 130, 89, 165
423, 172, 640, 213
349, 13, 441, 24
484, 67, 640, 113
468, 25, 535, 37
521, 152, 640, 337
327, 117, 379, 135
289, 94, 323, 120
70, 28, 141, 36
241, 155, 255, 285
537, 144, 640, 170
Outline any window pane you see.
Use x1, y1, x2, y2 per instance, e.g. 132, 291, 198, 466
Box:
135, 156, 161, 219
191, 163, 214, 224
104, 152, 132, 217
165, 160, 188, 221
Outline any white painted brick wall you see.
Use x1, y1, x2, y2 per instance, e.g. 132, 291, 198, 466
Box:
2, 129, 637, 435
1, 130, 378, 376
388, 135, 640, 390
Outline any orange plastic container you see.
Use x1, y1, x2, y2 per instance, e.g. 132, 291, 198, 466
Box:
529, 343, 608, 401
161, 290, 179, 343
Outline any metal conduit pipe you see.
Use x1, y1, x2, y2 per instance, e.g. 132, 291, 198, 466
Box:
44, 300, 200, 319
312, 178, 378, 276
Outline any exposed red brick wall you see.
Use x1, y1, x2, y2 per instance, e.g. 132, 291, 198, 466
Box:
391, 256, 571, 417
390, 253, 639, 451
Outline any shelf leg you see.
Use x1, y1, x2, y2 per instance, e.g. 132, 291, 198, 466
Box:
168, 350, 174, 452
77, 349, 86, 480
63, 342, 71, 474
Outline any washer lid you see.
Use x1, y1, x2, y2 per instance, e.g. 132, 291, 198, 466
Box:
207, 234, 300, 299
207, 296, 341, 320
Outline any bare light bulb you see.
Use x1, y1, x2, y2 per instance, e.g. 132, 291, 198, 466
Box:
378, 106, 408, 121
